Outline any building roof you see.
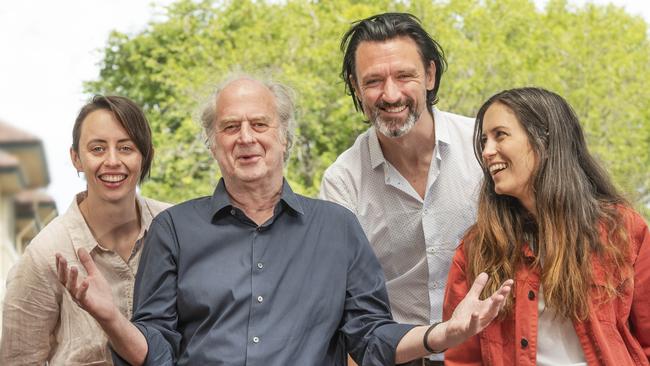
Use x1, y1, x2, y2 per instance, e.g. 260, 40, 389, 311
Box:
0, 121, 39, 144
0, 150, 19, 168
15, 189, 55, 205
0, 121, 50, 188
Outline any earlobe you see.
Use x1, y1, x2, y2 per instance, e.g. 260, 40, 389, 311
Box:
425, 61, 436, 91
70, 148, 82, 171
208, 142, 219, 161
350, 74, 363, 94
350, 77, 364, 109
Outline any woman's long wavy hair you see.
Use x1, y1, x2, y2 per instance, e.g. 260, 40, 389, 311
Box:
467, 87, 630, 320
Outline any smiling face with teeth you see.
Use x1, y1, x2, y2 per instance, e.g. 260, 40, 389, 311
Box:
352, 36, 435, 138
480, 102, 538, 213
70, 109, 143, 205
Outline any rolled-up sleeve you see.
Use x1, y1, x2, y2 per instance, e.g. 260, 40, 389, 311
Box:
0, 247, 60, 365
112, 212, 180, 366
340, 213, 416, 365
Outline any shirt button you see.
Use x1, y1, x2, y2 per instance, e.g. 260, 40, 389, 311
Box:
230, 209, 235, 215
257, 262, 264, 269
528, 290, 535, 300
252, 336, 260, 343
256, 227, 262, 232
432, 282, 438, 289
257, 295, 264, 303
520, 337, 528, 348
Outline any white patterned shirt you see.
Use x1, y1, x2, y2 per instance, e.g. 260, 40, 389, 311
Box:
320, 108, 481, 331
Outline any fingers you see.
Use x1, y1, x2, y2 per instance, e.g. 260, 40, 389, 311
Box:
69, 266, 79, 290
56, 253, 68, 285
56, 252, 102, 313
473, 275, 513, 304
481, 279, 513, 319
77, 280, 89, 304
468, 311, 480, 333
66, 266, 80, 297
56, 252, 87, 301
491, 279, 514, 311
467, 272, 489, 298
498, 279, 514, 296
493, 279, 513, 301
78, 248, 98, 276
487, 279, 513, 304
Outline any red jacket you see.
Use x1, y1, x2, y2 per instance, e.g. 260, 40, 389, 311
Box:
443, 207, 650, 365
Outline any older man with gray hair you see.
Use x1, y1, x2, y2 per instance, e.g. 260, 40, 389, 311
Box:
56, 74, 512, 365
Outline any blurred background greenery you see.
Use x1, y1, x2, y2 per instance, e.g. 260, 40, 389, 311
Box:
84, 0, 650, 219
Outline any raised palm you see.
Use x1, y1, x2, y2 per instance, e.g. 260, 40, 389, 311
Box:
445, 272, 513, 348
56, 248, 120, 323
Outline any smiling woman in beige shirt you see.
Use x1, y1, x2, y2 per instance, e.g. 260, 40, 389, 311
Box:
0, 96, 169, 365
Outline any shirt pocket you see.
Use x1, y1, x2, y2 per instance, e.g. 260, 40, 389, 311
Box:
58, 298, 111, 365
64, 345, 111, 365
590, 259, 633, 325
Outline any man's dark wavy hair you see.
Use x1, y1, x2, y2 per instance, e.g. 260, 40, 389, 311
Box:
340, 12, 447, 114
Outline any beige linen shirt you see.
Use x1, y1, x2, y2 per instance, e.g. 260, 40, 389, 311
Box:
0, 192, 170, 366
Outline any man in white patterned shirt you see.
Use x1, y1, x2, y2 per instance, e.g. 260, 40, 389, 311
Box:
320, 13, 482, 366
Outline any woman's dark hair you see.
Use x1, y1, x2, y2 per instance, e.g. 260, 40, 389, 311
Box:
72, 95, 153, 182
467, 87, 629, 320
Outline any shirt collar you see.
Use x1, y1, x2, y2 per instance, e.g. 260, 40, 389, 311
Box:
368, 107, 453, 169
368, 125, 385, 169
278, 179, 304, 215
432, 107, 453, 147
210, 179, 232, 215
65, 191, 153, 254
210, 178, 305, 219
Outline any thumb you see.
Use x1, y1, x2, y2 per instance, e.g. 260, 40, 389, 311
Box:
77, 248, 98, 276
467, 272, 489, 298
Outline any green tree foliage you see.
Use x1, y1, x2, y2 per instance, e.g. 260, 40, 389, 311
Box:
86, 0, 650, 218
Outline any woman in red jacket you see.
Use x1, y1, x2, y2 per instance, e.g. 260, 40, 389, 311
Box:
443, 87, 649, 366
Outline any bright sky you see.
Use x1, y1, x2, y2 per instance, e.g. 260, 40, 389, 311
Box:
0, 0, 175, 210
1, 0, 648, 211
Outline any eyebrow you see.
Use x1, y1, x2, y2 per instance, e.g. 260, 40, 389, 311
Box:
86, 138, 133, 144
360, 72, 383, 82
218, 115, 271, 124
485, 125, 510, 133
361, 66, 419, 80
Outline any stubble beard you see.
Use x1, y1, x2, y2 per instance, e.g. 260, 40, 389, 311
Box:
372, 102, 419, 138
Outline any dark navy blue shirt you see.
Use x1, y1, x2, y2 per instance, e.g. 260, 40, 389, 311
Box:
114, 179, 415, 365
